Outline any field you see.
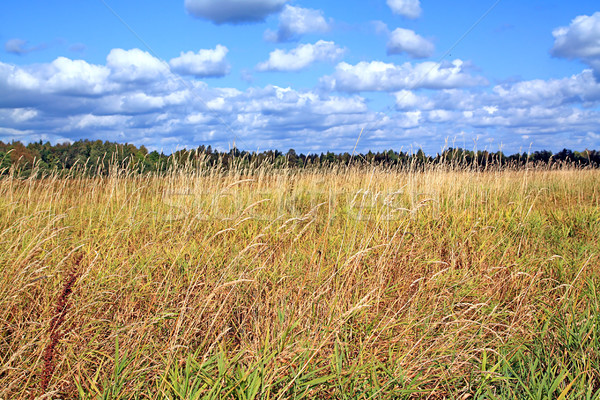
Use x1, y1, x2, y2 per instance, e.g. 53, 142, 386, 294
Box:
1, 161, 599, 399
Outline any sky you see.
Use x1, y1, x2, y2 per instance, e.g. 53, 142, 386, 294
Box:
1, 0, 600, 155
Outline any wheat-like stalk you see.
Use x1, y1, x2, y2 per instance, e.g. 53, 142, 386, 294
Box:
39, 253, 81, 394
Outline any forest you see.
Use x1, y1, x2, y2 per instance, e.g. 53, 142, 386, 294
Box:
1, 139, 599, 175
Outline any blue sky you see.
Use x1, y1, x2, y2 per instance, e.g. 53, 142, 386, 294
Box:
1, 0, 600, 154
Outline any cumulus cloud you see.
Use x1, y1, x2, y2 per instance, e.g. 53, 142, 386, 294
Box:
0, 52, 376, 152
239, 86, 366, 116
0, 49, 179, 103
2, 48, 600, 154
384, 70, 600, 150
257, 40, 345, 72
72, 114, 130, 130
106, 92, 170, 115
264, 5, 331, 42
551, 12, 600, 77
0, 126, 35, 137
492, 70, 600, 108
551, 13, 600, 59
45, 57, 113, 95
169, 45, 230, 77
387, 28, 434, 58
11, 108, 38, 123
107, 48, 169, 83
184, 0, 288, 24
394, 89, 434, 110
391, 70, 600, 123
5, 38, 47, 55
0, 62, 40, 93
387, 0, 421, 19
322, 59, 487, 92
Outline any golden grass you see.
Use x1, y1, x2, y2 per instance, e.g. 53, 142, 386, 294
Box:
1, 162, 599, 398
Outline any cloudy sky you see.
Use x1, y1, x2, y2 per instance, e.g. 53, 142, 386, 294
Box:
1, 0, 600, 154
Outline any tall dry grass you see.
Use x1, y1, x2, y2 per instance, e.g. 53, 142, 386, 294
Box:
0, 160, 599, 398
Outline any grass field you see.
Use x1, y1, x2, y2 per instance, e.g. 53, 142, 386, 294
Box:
1, 160, 599, 399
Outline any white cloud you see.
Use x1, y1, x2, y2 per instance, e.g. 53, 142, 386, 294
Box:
93, 89, 190, 116
2, 49, 600, 154
551, 13, 600, 59
206, 97, 229, 111
551, 12, 600, 76
427, 109, 453, 122
387, 28, 434, 58
184, 0, 288, 24
45, 57, 112, 95
323, 59, 487, 92
264, 5, 331, 42
73, 114, 130, 130
107, 48, 169, 83
492, 70, 600, 107
394, 90, 434, 109
316, 96, 367, 114
387, 0, 421, 19
0, 52, 376, 151
389, 70, 600, 130
11, 108, 38, 122
241, 88, 366, 115
483, 105, 498, 115
257, 40, 345, 72
186, 113, 211, 124
169, 45, 230, 77
0, 62, 39, 92
119, 93, 166, 114
399, 110, 422, 127
0, 127, 34, 137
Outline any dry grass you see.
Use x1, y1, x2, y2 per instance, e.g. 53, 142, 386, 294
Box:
0, 161, 599, 398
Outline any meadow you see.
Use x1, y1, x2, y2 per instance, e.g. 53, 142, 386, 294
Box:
1, 159, 599, 399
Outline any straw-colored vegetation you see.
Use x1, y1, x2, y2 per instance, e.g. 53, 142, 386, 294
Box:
1, 160, 599, 399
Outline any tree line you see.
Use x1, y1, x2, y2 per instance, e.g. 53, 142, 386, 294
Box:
1, 139, 598, 176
